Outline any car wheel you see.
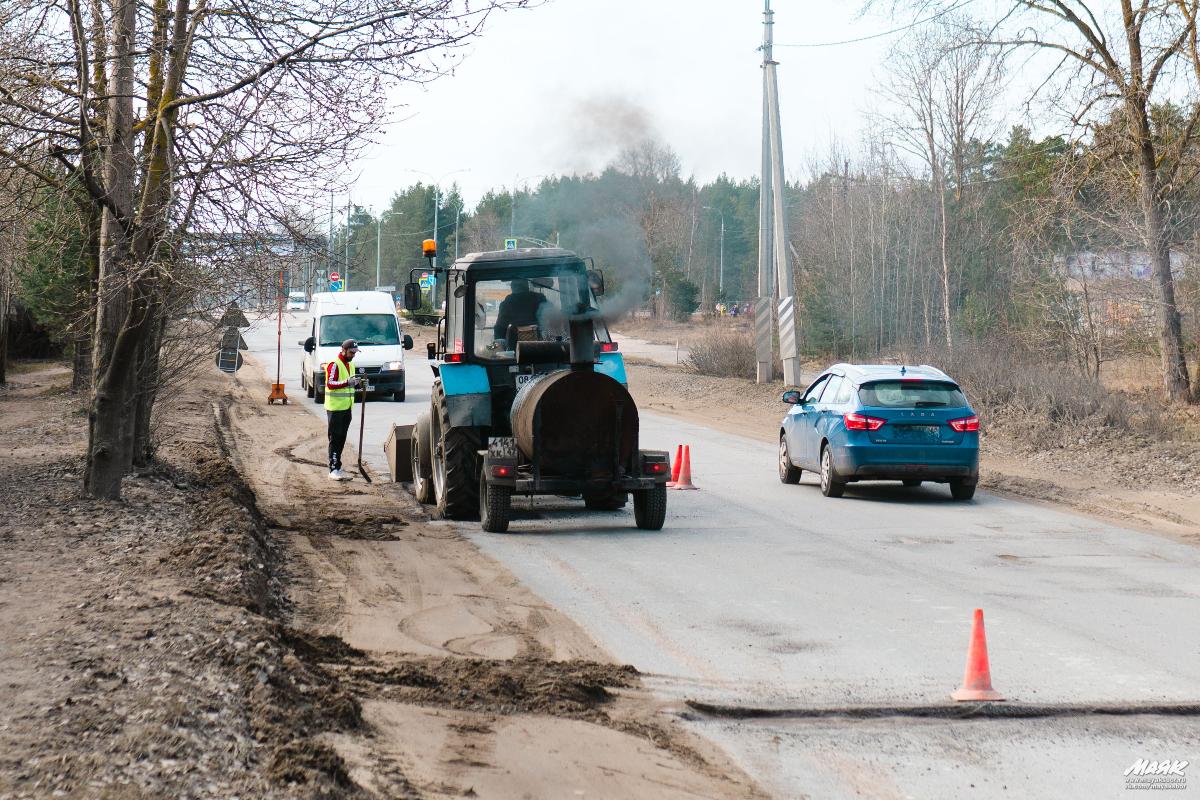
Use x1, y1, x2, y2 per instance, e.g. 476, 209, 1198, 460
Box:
819, 445, 845, 498
950, 480, 976, 501
778, 435, 801, 484
903, 479, 922, 487
393, 390, 405, 402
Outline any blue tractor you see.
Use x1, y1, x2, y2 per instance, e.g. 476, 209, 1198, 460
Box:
402, 247, 670, 532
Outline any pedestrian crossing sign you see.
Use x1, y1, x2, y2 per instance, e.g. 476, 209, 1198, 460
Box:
504, 238, 517, 250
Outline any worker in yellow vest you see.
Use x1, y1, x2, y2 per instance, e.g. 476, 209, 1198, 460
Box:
324, 338, 362, 480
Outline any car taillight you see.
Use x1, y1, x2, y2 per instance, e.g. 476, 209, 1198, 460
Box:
844, 412, 885, 431
948, 415, 980, 432
599, 342, 618, 353
444, 352, 465, 363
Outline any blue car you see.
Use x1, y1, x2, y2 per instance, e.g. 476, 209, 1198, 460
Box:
778, 364, 980, 500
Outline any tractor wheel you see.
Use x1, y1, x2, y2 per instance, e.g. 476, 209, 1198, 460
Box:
479, 470, 511, 533
633, 486, 667, 530
430, 381, 481, 520
583, 490, 627, 511
411, 413, 435, 504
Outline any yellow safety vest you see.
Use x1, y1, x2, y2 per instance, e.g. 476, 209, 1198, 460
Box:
324, 357, 355, 411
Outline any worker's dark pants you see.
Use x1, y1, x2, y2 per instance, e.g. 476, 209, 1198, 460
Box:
327, 409, 353, 471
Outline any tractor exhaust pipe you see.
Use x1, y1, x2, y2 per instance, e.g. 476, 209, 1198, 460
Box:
568, 317, 594, 371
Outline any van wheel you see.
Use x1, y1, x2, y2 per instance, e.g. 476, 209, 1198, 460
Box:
305, 372, 315, 398
314, 378, 325, 404
393, 390, 405, 402
903, 479, 921, 487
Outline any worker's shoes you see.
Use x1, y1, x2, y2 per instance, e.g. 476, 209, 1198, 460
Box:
328, 469, 351, 481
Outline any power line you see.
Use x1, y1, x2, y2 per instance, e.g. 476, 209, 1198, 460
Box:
773, 0, 978, 49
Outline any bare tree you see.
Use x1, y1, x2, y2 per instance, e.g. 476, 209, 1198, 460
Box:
0, 0, 527, 497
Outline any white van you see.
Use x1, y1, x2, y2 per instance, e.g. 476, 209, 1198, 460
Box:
300, 291, 414, 402
286, 290, 307, 311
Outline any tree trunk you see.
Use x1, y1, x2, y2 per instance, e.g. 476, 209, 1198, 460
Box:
131, 302, 165, 468
1136, 133, 1191, 401
0, 265, 9, 386
937, 174, 953, 351
86, 0, 138, 498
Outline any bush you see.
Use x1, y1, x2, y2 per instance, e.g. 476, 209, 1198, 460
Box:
685, 329, 756, 379
900, 339, 1163, 438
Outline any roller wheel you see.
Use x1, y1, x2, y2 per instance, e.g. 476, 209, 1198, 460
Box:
411, 413, 435, 504
583, 490, 627, 511
430, 381, 481, 520
633, 486, 667, 530
479, 471, 511, 533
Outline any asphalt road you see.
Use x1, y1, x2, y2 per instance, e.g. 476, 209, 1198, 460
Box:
243, 312, 1200, 799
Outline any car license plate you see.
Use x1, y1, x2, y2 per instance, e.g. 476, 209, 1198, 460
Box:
516, 373, 535, 390
897, 424, 940, 442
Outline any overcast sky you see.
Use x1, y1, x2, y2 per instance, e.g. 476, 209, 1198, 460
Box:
345, 1, 937, 212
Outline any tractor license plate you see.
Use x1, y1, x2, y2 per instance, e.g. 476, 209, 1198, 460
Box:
516, 373, 535, 390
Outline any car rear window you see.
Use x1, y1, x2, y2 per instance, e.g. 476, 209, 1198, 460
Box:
858, 380, 967, 408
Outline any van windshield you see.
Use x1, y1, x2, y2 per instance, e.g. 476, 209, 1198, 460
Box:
319, 314, 399, 346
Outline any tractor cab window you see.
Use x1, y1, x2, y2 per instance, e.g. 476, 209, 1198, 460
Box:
472, 272, 607, 361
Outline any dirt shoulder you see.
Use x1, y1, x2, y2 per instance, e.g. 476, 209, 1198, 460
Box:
0, 360, 763, 799
626, 361, 1200, 546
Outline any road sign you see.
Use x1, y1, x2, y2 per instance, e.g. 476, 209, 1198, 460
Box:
330, 279, 343, 292
215, 347, 243, 374
330, 271, 340, 282
418, 275, 434, 290
504, 238, 517, 250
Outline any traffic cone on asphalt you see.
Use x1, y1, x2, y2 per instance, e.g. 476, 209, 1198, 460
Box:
667, 445, 683, 487
951, 608, 1005, 702
671, 445, 698, 490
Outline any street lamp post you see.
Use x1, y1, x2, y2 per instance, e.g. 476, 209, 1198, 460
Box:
703, 206, 726, 294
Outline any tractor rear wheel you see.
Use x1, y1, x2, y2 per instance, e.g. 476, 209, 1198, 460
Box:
479, 471, 511, 533
583, 490, 627, 511
411, 413, 435, 504
430, 381, 481, 520
633, 486, 667, 530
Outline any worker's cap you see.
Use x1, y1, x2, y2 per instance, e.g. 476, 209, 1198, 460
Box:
341, 339, 358, 350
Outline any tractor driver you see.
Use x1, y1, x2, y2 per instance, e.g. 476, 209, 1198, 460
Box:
493, 279, 547, 340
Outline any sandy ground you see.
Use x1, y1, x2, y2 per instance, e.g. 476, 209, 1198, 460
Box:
0, 359, 763, 799
625, 361, 1200, 546
219, 354, 765, 798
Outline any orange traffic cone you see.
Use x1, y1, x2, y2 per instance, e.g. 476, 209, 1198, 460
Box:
671, 445, 698, 490
951, 608, 1004, 702
667, 444, 683, 487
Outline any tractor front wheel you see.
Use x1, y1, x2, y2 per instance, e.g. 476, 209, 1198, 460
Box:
411, 413, 435, 504
430, 382, 481, 520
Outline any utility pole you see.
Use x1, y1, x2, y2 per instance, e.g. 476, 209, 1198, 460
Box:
756, 0, 801, 385
327, 193, 334, 280
344, 197, 351, 290
432, 186, 440, 308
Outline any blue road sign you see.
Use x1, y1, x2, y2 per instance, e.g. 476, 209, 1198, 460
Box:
330, 279, 343, 292
504, 238, 517, 250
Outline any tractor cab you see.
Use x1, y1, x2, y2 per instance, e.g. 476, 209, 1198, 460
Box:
405, 248, 622, 433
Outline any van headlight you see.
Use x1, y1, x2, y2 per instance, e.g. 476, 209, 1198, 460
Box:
386, 361, 403, 371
